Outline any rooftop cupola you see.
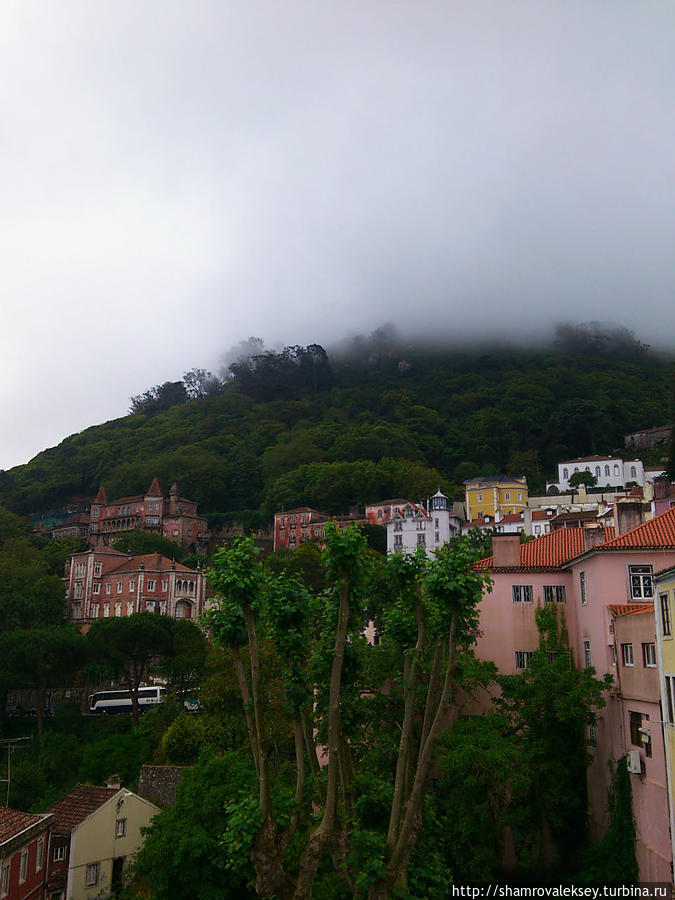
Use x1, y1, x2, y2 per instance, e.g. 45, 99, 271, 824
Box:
430, 489, 448, 511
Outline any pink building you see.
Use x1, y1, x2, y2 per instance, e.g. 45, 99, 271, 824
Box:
89, 479, 208, 553
65, 549, 206, 627
477, 504, 675, 881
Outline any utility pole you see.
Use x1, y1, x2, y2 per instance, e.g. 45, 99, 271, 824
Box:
0, 737, 30, 807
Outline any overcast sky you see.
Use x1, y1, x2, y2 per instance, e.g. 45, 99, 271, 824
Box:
1, 1, 673, 469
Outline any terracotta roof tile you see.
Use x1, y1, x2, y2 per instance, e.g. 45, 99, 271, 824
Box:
598, 505, 675, 550
608, 603, 654, 617
479, 526, 615, 569
0, 808, 47, 844
146, 477, 162, 496
47, 785, 118, 834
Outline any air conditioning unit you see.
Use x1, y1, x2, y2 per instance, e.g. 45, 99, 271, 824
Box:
626, 749, 643, 774
639, 727, 651, 745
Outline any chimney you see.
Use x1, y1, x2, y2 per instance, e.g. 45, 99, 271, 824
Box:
106, 774, 122, 790
613, 499, 643, 536
654, 477, 669, 501
523, 507, 532, 535
583, 523, 606, 552
491, 534, 521, 567
643, 481, 654, 503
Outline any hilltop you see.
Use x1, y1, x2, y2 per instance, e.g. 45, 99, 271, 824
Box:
1, 326, 673, 526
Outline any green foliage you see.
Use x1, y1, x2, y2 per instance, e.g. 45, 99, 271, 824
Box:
112, 529, 186, 560
4, 339, 670, 522
133, 749, 256, 900
159, 713, 231, 765
568, 471, 598, 489
575, 757, 638, 886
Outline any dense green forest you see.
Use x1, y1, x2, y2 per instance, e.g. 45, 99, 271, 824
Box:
1, 324, 672, 526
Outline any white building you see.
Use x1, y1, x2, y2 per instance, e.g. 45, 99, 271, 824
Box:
387, 491, 461, 557
547, 455, 651, 493
462, 507, 557, 538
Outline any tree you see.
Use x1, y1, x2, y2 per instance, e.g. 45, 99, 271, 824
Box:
568, 471, 598, 489
0, 626, 88, 743
87, 613, 174, 724
112, 529, 185, 561
205, 529, 492, 899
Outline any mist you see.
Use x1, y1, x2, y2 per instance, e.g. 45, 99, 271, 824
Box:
0, 1, 672, 469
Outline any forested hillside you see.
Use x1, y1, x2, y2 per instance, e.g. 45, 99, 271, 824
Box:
1, 326, 672, 524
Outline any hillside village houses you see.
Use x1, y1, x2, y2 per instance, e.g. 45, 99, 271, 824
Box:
546, 454, 667, 494
386, 491, 462, 557
45, 779, 158, 900
65, 549, 206, 625
472, 503, 675, 882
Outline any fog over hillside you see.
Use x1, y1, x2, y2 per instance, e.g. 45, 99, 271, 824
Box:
0, 2, 672, 468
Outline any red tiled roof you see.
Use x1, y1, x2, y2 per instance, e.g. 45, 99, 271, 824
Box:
598, 505, 675, 550
47, 785, 118, 834
110, 553, 195, 574
94, 485, 107, 504
608, 603, 654, 617
0, 808, 46, 844
559, 455, 620, 464
479, 526, 615, 569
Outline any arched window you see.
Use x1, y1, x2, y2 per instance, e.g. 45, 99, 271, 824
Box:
574, 467, 579, 473
595, 466, 600, 477
563, 468, 569, 480
613, 465, 620, 476
605, 465, 610, 477
631, 466, 637, 478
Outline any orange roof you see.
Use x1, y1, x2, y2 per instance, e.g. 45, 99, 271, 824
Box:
608, 603, 654, 617
94, 485, 107, 504
480, 526, 615, 569
0, 808, 48, 844
47, 785, 118, 834
598, 505, 675, 550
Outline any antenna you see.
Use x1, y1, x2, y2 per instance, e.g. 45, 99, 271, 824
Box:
0, 737, 31, 807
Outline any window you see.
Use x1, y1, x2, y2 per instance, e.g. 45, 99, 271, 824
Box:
104, 603, 110, 617
579, 572, 587, 606
609, 644, 616, 666
147, 579, 156, 590
621, 643, 634, 666
642, 643, 656, 667
629, 711, 651, 756
129, 579, 135, 591
661, 593, 672, 637
394, 535, 402, 549
512, 585, 534, 603
505, 492, 511, 500
605, 465, 610, 477
515, 651, 534, 670
477, 493, 482, 502
127, 601, 134, 616
19, 849, 28, 883
85, 862, 99, 886
91, 604, 99, 618
117, 580, 123, 593
92, 583, 100, 594
116, 818, 127, 837
377, 509, 382, 519
36, 837, 45, 871
517, 493, 522, 501
393, 522, 402, 532
665, 675, 675, 724
613, 465, 620, 476
563, 468, 569, 480
115, 602, 122, 617
595, 466, 600, 477
105, 582, 111, 595
417, 534, 426, 548
94, 562, 102, 576
535, 525, 541, 535
53, 845, 66, 863
1, 863, 8, 895
162, 579, 168, 591
631, 466, 637, 479
146, 601, 156, 612
588, 723, 597, 745
73, 582, 83, 599
629, 566, 653, 600
543, 585, 566, 604
584, 640, 592, 668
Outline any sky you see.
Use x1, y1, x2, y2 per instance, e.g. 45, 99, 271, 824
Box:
1, 1, 673, 469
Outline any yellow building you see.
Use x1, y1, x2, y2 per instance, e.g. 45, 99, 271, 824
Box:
47, 781, 159, 899
655, 565, 675, 878
464, 475, 528, 522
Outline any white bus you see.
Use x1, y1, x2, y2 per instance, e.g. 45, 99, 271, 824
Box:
88, 686, 166, 715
